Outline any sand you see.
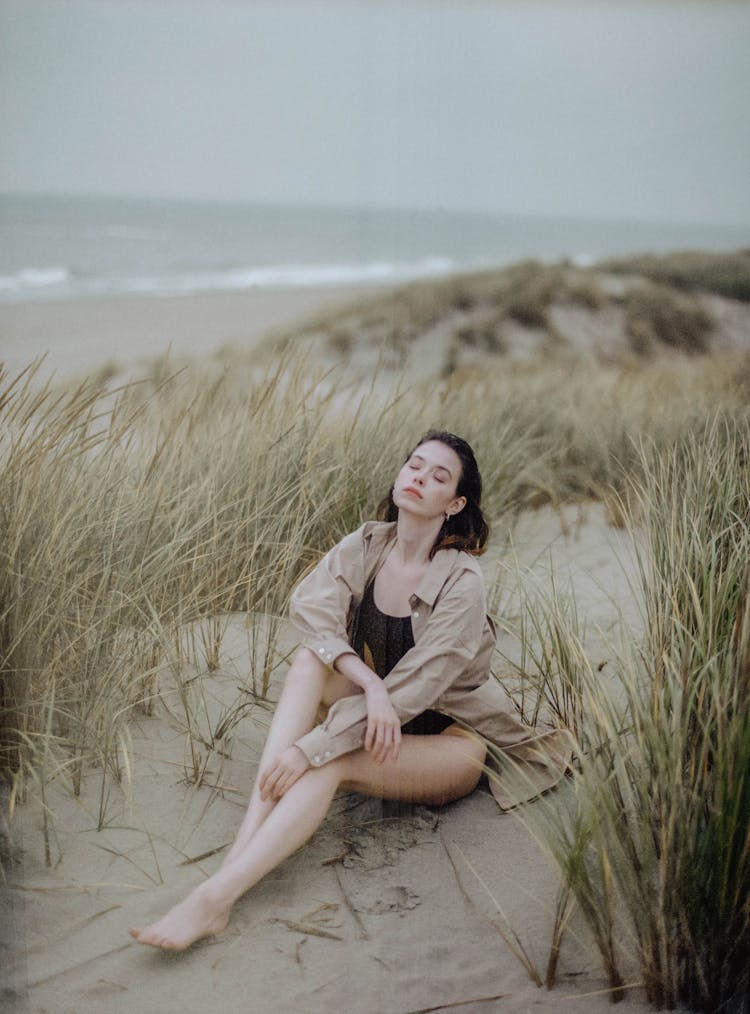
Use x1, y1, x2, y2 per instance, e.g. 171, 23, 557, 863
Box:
1, 287, 685, 1013
3, 494, 682, 1014
0, 285, 376, 384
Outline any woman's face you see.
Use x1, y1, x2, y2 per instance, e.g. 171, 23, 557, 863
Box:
392, 440, 467, 522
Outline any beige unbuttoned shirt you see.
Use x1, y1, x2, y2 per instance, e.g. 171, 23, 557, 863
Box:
290, 520, 572, 809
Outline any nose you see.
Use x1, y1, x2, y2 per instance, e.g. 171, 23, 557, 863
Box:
414, 473, 425, 485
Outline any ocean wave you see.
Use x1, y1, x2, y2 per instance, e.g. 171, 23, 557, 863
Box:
0, 266, 71, 292
0, 257, 457, 303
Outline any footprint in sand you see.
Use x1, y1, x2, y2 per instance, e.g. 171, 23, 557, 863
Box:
350, 885, 421, 915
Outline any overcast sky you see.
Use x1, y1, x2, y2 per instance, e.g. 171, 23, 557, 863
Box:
1, 0, 749, 225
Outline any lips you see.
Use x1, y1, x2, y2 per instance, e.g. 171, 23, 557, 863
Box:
403, 486, 423, 499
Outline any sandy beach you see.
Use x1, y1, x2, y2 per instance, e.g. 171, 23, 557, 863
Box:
0, 284, 376, 384
4, 488, 673, 1014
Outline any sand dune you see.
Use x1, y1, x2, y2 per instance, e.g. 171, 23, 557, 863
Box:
4, 504, 681, 1013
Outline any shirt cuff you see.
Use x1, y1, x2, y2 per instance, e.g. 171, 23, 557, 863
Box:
299, 636, 354, 669
295, 725, 349, 767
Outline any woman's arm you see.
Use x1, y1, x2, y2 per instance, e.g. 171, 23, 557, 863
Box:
334, 652, 402, 763
258, 648, 402, 802
287, 524, 368, 669
287, 522, 402, 762
295, 566, 487, 767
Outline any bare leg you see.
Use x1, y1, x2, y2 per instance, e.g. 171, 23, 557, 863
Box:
129, 728, 485, 951
222, 647, 360, 866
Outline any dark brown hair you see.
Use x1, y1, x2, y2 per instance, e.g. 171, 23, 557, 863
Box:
376, 430, 490, 557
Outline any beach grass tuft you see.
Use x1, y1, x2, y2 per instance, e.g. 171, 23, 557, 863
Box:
493, 418, 750, 1010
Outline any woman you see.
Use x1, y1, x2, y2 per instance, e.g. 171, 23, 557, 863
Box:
130, 431, 571, 951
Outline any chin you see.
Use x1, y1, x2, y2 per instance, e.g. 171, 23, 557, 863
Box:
393, 495, 421, 514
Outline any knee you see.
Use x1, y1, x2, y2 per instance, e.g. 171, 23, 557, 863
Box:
443, 727, 486, 761
443, 730, 487, 793
465, 739, 487, 784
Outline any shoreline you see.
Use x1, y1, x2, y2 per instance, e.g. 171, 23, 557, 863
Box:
0, 284, 377, 383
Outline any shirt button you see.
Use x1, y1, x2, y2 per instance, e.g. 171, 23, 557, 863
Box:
318, 647, 326, 655
313, 755, 321, 765
325, 652, 332, 661
324, 750, 331, 759
413, 611, 420, 619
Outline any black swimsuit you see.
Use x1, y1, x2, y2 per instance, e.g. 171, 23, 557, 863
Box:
352, 580, 454, 736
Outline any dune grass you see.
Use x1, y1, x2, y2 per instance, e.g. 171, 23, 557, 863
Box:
494, 418, 750, 1010
625, 283, 713, 355
602, 249, 750, 303
2, 350, 749, 804
262, 250, 749, 378
2, 335, 749, 1009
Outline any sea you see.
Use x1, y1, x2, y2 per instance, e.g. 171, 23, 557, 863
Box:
1, 193, 748, 305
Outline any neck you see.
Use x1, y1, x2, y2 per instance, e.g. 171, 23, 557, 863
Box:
393, 511, 443, 565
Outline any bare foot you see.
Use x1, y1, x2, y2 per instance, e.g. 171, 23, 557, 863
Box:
129, 881, 231, 951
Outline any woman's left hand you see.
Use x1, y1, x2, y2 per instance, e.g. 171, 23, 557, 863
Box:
259, 746, 311, 801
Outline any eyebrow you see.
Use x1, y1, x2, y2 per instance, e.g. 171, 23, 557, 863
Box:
410, 453, 453, 478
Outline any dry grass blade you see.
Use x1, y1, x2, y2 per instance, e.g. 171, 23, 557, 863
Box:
22, 904, 122, 955
270, 917, 343, 941
442, 836, 543, 987
177, 843, 231, 867
403, 992, 512, 1012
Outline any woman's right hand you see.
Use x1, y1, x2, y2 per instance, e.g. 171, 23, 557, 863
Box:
364, 681, 402, 763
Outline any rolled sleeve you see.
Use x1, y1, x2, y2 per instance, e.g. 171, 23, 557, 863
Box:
295, 568, 487, 766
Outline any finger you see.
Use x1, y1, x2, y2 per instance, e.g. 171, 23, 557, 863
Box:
370, 721, 385, 761
365, 719, 374, 752
372, 723, 386, 764
271, 775, 288, 801
392, 727, 402, 762
385, 726, 398, 763
262, 766, 283, 801
258, 766, 273, 800
375, 729, 388, 764
281, 768, 302, 798
377, 728, 391, 765
276, 765, 303, 800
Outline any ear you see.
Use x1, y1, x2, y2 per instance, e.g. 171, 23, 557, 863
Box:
448, 496, 467, 517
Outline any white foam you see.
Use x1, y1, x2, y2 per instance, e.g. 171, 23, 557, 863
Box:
19, 266, 71, 286
215, 257, 455, 290
0, 257, 457, 303
0, 267, 72, 299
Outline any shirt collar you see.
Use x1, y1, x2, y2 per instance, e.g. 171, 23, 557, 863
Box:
413, 548, 459, 606
365, 520, 460, 607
